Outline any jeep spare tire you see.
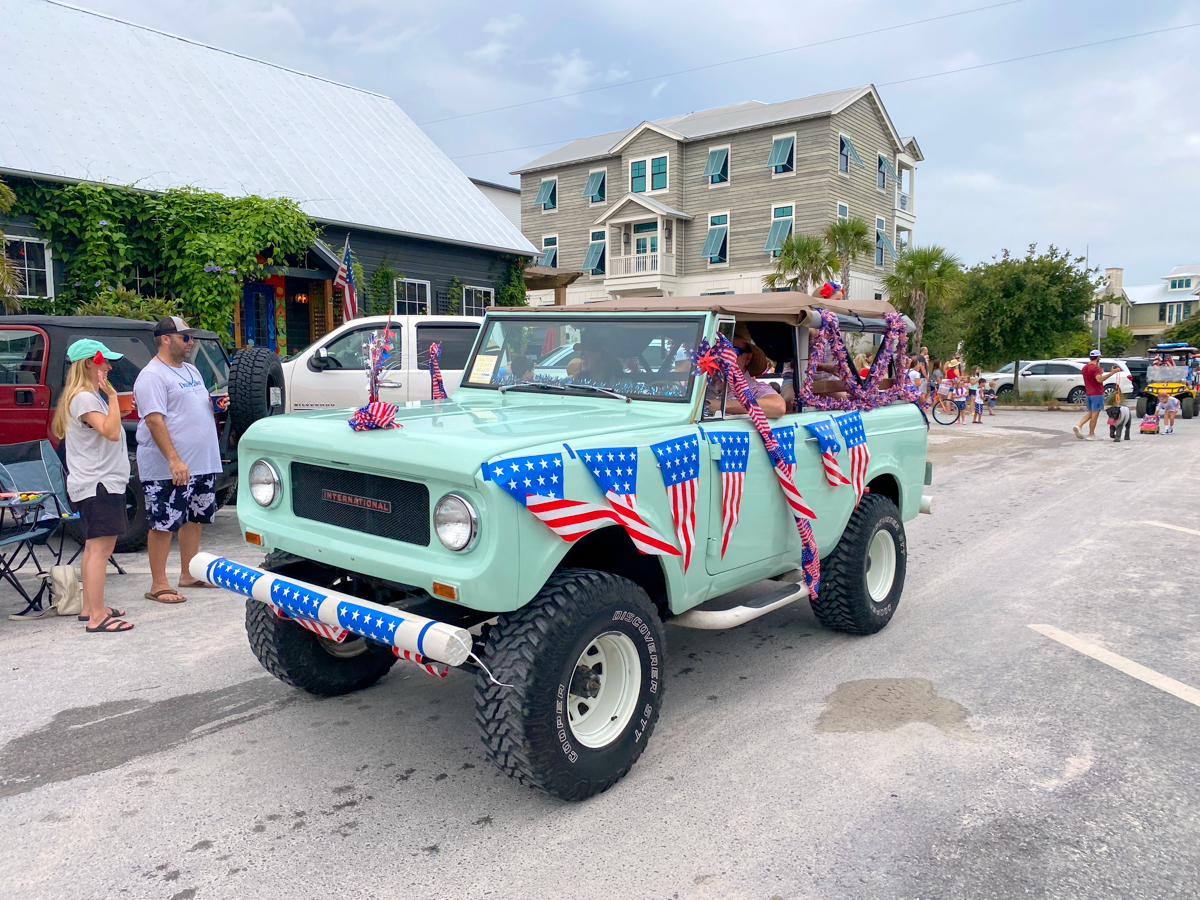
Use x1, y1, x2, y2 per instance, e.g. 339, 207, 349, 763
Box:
229, 347, 285, 436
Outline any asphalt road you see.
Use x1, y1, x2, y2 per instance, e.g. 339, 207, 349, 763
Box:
1, 408, 1197, 900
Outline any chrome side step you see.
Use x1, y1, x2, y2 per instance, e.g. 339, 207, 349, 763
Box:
670, 582, 809, 630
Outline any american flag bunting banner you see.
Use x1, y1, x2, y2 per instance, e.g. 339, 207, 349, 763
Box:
706, 431, 750, 558
579, 447, 680, 557
769, 425, 818, 521
650, 434, 701, 572
804, 418, 851, 487
334, 236, 358, 321
836, 411, 870, 506
484, 452, 620, 542
349, 400, 398, 431
428, 342, 447, 400
393, 647, 449, 678
269, 579, 348, 642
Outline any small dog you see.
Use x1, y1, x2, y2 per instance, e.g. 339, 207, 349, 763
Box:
1106, 405, 1131, 441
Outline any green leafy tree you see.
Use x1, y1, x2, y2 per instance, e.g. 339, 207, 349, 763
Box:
1162, 316, 1200, 347
958, 245, 1097, 367
75, 286, 179, 320
1100, 324, 1133, 357
882, 245, 961, 351
0, 176, 24, 311
822, 217, 873, 297
763, 233, 837, 294
495, 256, 528, 307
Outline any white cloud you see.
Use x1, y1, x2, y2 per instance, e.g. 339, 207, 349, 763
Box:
650, 81, 667, 99
485, 14, 522, 36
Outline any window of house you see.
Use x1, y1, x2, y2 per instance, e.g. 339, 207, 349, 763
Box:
582, 230, 606, 275
767, 135, 795, 175
703, 147, 729, 184
1170, 278, 1194, 290
582, 170, 606, 203
702, 214, 729, 265
630, 160, 646, 193
4, 239, 51, 298
394, 279, 430, 315
539, 235, 558, 268
650, 156, 668, 191
874, 216, 898, 266
838, 135, 864, 174
461, 286, 494, 317
1160, 303, 1167, 322
633, 222, 658, 258
764, 205, 793, 257
534, 177, 557, 211
878, 156, 887, 189
837, 202, 849, 222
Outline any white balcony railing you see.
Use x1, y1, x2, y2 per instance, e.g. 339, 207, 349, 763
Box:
608, 252, 676, 278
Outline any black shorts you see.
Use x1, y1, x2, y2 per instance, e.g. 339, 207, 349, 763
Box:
77, 484, 128, 540
144, 473, 218, 532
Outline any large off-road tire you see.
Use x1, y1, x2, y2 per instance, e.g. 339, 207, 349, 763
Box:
245, 599, 397, 697
1182, 398, 1195, 419
475, 569, 665, 801
229, 346, 285, 436
112, 477, 149, 553
811, 494, 907, 635
1136, 396, 1149, 417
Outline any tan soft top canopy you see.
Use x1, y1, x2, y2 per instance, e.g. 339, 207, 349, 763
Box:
513, 293, 899, 327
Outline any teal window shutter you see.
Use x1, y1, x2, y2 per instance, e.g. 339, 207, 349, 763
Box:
767, 136, 794, 171
534, 179, 556, 208
843, 136, 866, 167
879, 155, 898, 181
581, 241, 605, 273
539, 246, 557, 267
581, 171, 605, 201
877, 229, 898, 260
764, 219, 792, 253
701, 225, 728, 261
702, 148, 729, 178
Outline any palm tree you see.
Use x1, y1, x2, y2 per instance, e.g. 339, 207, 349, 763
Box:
763, 233, 837, 294
882, 244, 961, 350
0, 176, 21, 312
822, 217, 873, 298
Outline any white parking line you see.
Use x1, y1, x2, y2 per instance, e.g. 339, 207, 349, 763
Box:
1142, 520, 1200, 538
1029, 624, 1200, 709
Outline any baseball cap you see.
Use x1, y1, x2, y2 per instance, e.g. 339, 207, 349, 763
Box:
66, 339, 123, 363
1088, 349, 1102, 358
154, 315, 201, 337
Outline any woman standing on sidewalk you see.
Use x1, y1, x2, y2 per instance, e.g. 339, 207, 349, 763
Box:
51, 340, 134, 633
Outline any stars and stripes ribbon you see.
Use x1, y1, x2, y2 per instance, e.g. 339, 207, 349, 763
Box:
836, 411, 870, 506
349, 400, 399, 431
770, 425, 818, 521
650, 434, 701, 572
392, 647, 449, 678
269, 579, 348, 642
706, 432, 749, 558
429, 341, 447, 400
484, 452, 621, 542
579, 447, 680, 557
804, 418, 851, 487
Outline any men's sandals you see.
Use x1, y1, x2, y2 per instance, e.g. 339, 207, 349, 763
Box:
77, 607, 124, 622
86, 614, 134, 633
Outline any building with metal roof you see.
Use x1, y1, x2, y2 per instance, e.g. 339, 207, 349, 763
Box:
0, 0, 535, 351
1100, 264, 1200, 353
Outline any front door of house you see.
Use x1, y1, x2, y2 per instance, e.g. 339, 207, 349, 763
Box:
242, 284, 275, 350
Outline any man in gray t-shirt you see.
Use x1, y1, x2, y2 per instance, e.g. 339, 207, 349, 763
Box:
132, 316, 221, 604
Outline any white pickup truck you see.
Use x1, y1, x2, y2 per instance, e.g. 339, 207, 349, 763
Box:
281, 315, 482, 412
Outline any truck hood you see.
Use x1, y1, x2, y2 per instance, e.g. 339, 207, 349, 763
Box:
241, 391, 695, 487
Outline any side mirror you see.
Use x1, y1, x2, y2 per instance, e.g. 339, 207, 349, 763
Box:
308, 347, 331, 372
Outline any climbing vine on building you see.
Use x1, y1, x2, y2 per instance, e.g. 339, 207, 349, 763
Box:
12, 181, 315, 335
494, 255, 528, 307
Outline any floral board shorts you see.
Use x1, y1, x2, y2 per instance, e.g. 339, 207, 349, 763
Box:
144, 473, 218, 532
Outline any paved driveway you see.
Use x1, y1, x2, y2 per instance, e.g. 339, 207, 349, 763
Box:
1, 409, 1197, 900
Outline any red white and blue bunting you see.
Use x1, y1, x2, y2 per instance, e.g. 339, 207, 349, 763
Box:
429, 341, 447, 400
579, 447, 680, 558
348, 317, 400, 431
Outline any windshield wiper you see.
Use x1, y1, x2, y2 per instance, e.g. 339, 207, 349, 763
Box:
497, 380, 630, 402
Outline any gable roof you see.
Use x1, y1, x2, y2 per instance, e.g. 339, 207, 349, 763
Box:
0, 0, 535, 257
1165, 264, 1200, 279
513, 85, 903, 174
593, 193, 693, 225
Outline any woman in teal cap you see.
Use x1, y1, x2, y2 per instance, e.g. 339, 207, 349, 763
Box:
50, 340, 134, 633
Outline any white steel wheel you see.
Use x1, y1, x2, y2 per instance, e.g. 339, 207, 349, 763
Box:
865, 529, 898, 602
567, 631, 642, 750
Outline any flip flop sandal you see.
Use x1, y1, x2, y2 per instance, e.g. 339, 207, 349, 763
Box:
78, 607, 125, 622
86, 614, 134, 634
145, 589, 186, 604
178, 580, 219, 589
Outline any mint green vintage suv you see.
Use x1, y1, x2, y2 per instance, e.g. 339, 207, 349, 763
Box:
213, 295, 929, 800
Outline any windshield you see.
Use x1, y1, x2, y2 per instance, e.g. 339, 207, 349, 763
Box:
1147, 365, 1192, 384
462, 315, 704, 402
188, 338, 230, 394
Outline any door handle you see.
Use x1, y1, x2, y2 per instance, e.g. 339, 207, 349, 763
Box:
14, 389, 34, 405
379, 381, 403, 389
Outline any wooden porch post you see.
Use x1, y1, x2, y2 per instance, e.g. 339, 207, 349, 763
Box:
324, 279, 334, 337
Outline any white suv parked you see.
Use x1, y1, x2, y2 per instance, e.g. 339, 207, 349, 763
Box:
984, 358, 1133, 402
281, 315, 482, 413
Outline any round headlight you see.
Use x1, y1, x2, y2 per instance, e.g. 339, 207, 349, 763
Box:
434, 493, 477, 551
248, 459, 280, 508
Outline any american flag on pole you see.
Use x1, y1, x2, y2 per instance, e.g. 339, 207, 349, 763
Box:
485, 452, 620, 542
836, 411, 870, 506
650, 434, 701, 572
334, 236, 358, 321
705, 431, 749, 558
579, 447, 679, 557
804, 418, 851, 487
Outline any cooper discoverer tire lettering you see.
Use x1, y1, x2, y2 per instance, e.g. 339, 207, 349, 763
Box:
811, 493, 906, 635
474, 568, 665, 801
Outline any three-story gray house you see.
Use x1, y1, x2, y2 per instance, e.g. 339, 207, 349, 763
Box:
513, 85, 921, 304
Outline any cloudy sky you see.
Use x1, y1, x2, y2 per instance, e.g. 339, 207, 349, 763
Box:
74, 0, 1199, 285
